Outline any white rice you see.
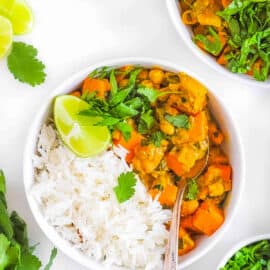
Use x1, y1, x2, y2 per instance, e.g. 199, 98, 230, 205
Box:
32, 124, 171, 270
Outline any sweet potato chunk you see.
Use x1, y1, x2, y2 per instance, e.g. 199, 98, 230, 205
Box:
192, 201, 224, 236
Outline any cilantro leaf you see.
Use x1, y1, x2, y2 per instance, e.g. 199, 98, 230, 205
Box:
113, 172, 137, 203
194, 27, 223, 56
138, 110, 155, 134
17, 249, 42, 270
110, 70, 118, 96
0, 234, 20, 269
0, 170, 6, 194
7, 42, 46, 86
10, 211, 28, 249
150, 131, 166, 147
0, 198, 13, 240
165, 114, 190, 129
44, 248, 57, 270
185, 179, 199, 200
116, 122, 132, 141
137, 88, 175, 103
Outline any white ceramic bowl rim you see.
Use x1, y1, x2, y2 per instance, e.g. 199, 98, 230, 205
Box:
166, 0, 270, 88
23, 57, 246, 270
217, 234, 270, 269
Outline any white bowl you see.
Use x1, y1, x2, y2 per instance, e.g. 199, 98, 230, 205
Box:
23, 57, 245, 270
217, 234, 270, 269
166, 0, 270, 88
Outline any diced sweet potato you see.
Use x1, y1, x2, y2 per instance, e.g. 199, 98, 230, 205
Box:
192, 201, 224, 236
149, 184, 178, 207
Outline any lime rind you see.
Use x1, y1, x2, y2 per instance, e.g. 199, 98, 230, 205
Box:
54, 95, 111, 158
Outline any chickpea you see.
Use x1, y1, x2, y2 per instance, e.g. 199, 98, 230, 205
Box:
160, 119, 175, 135
141, 80, 154, 88
149, 69, 165, 84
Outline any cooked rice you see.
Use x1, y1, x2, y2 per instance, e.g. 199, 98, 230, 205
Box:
32, 124, 171, 270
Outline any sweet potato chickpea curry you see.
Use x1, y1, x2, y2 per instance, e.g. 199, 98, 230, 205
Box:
179, 0, 270, 81
71, 65, 232, 256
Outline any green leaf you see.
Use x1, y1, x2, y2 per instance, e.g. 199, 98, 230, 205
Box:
149, 131, 166, 147
194, 27, 223, 56
95, 116, 120, 127
0, 170, 6, 194
110, 70, 118, 96
0, 234, 20, 270
185, 179, 199, 200
17, 249, 41, 270
116, 122, 132, 141
113, 172, 137, 203
165, 114, 190, 129
7, 42, 46, 86
43, 248, 57, 270
89, 66, 112, 79
10, 211, 28, 249
111, 103, 139, 118
0, 199, 13, 240
138, 110, 155, 134
137, 88, 160, 103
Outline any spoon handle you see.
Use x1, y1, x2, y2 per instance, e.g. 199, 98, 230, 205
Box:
163, 186, 186, 270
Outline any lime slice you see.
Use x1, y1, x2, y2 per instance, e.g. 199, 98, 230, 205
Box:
0, 0, 15, 15
8, 0, 33, 35
54, 95, 111, 157
0, 15, 12, 58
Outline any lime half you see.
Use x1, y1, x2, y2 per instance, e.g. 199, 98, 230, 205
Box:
0, 0, 15, 15
0, 15, 12, 58
8, 0, 33, 35
54, 95, 111, 157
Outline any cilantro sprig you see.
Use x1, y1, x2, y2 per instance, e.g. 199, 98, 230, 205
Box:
7, 42, 46, 86
185, 179, 199, 200
220, 240, 270, 270
114, 172, 137, 203
0, 170, 57, 270
216, 0, 270, 81
80, 68, 156, 141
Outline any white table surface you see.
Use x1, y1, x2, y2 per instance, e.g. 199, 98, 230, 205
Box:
0, 0, 270, 269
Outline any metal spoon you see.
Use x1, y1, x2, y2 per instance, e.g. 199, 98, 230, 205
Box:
163, 140, 210, 270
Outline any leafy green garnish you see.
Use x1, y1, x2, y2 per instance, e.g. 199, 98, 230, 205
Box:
216, 0, 270, 81
149, 131, 166, 147
165, 114, 190, 129
194, 27, 223, 56
113, 172, 137, 203
185, 179, 199, 200
80, 67, 153, 140
0, 170, 57, 270
7, 42, 46, 86
220, 240, 270, 270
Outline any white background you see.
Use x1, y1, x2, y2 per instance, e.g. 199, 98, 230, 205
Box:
0, 0, 270, 269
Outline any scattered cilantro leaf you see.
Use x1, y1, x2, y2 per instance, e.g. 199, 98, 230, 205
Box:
165, 114, 190, 129
0, 170, 57, 270
194, 27, 223, 56
116, 122, 132, 141
137, 88, 176, 103
7, 42, 46, 86
150, 131, 166, 147
114, 172, 137, 203
89, 66, 113, 79
185, 179, 199, 200
138, 110, 155, 134
110, 69, 118, 96
17, 249, 42, 270
0, 170, 6, 194
220, 240, 270, 270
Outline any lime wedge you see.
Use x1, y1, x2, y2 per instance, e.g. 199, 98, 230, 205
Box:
0, 0, 15, 15
0, 15, 12, 58
8, 0, 33, 35
54, 95, 111, 158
